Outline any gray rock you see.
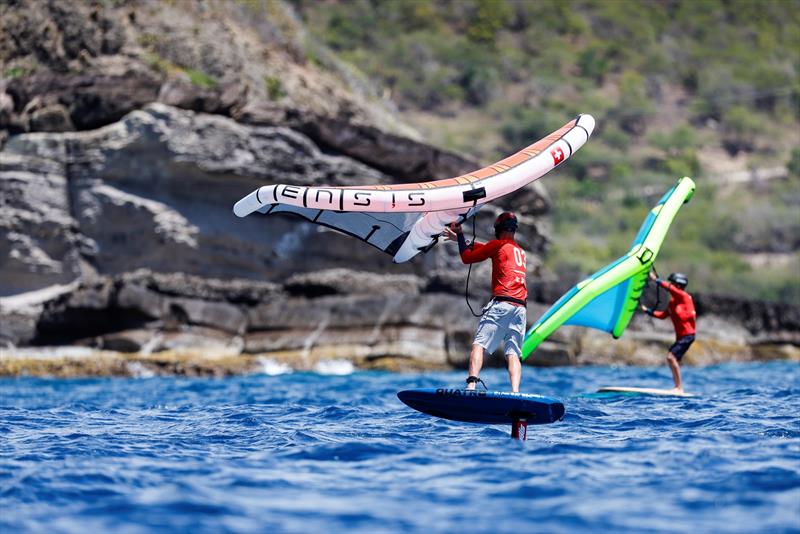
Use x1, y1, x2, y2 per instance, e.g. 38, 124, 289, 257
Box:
30, 278, 134, 346
0, 153, 83, 295
6, 70, 162, 131
62, 277, 114, 310
0, 90, 14, 127
157, 77, 247, 116
120, 269, 282, 305
245, 325, 449, 365
290, 114, 476, 181
116, 284, 164, 320
0, 0, 125, 72
694, 292, 800, 333
244, 292, 477, 363
151, 327, 243, 353
284, 269, 423, 297
505, 182, 551, 217
100, 329, 153, 353
0, 308, 40, 347
530, 341, 576, 367
28, 104, 75, 132
245, 329, 308, 353
0, 97, 793, 370
246, 293, 469, 331
71, 182, 203, 274
3, 104, 398, 284
165, 297, 247, 335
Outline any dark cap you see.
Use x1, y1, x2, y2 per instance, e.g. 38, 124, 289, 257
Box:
667, 272, 688, 288
494, 212, 518, 233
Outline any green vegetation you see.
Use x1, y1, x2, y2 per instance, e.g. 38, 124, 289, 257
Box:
547, 175, 800, 304
292, 0, 800, 303
789, 147, 800, 176
143, 51, 174, 75
294, 0, 798, 126
140, 35, 217, 89
4, 66, 29, 79
185, 68, 216, 89
265, 75, 287, 100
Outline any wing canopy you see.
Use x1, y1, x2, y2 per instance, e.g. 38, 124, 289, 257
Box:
521, 176, 696, 359
261, 203, 419, 256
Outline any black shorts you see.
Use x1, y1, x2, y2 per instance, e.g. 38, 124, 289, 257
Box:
669, 335, 695, 361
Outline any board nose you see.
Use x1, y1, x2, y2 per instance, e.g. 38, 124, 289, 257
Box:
396, 390, 413, 407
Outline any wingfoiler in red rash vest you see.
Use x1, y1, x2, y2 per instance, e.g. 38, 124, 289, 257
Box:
454, 211, 528, 389
458, 239, 528, 303
651, 280, 696, 338
646, 277, 697, 363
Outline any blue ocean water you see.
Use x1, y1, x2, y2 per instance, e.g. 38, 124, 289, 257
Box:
1, 361, 798, 533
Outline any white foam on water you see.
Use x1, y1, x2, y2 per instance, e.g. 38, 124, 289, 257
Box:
256, 357, 294, 376
313, 359, 355, 376
126, 361, 157, 379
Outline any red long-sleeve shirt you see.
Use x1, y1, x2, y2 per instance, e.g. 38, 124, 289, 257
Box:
652, 280, 696, 338
459, 238, 528, 302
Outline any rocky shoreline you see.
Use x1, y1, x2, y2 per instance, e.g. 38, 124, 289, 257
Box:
2, 1, 797, 378
0, 102, 555, 377
1, 106, 798, 378
2, 268, 798, 378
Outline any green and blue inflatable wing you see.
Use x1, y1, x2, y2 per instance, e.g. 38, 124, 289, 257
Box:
521, 177, 695, 360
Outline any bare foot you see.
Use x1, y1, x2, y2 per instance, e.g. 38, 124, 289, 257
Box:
670, 387, 684, 394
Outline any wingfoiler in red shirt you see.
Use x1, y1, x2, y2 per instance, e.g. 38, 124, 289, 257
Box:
459, 239, 528, 302
652, 280, 696, 338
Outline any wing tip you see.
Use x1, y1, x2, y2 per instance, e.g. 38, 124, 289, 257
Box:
576, 113, 596, 137
233, 187, 268, 217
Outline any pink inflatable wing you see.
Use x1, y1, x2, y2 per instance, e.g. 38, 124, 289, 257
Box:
234, 114, 595, 263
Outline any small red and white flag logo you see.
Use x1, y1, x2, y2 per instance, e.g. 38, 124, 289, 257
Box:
550, 147, 565, 165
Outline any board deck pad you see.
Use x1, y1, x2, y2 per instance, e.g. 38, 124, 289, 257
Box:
397, 388, 565, 425
597, 386, 695, 397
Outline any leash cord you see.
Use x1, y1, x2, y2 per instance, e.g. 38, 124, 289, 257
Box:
464, 204, 483, 318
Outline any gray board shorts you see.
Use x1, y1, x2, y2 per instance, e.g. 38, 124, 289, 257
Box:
473, 300, 527, 358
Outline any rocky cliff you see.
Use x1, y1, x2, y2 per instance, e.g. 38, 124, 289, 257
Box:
0, 102, 549, 371
1, 0, 797, 377
0, 104, 797, 376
